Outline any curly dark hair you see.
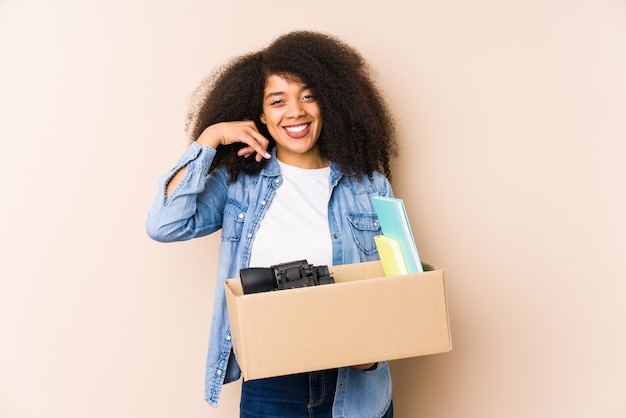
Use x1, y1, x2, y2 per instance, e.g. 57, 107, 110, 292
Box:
186, 30, 399, 181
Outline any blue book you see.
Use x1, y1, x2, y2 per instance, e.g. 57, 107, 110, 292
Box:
372, 196, 423, 273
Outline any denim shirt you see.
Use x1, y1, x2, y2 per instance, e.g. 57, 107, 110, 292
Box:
146, 142, 394, 417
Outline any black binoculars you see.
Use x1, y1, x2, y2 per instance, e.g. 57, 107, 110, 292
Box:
239, 259, 334, 294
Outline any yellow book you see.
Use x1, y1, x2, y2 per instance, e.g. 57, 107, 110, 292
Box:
374, 235, 409, 276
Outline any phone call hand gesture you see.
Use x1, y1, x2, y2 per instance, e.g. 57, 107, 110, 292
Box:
197, 121, 272, 162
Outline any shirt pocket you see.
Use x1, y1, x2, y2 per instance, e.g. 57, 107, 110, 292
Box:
221, 199, 248, 242
346, 212, 381, 255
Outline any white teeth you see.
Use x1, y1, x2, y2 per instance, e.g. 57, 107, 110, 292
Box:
285, 124, 308, 133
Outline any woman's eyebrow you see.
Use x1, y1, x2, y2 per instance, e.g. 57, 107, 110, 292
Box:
264, 91, 284, 100
264, 86, 312, 100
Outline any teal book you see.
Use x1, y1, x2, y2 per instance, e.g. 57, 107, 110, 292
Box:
372, 196, 424, 273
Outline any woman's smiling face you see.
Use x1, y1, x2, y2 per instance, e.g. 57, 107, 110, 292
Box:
260, 74, 326, 168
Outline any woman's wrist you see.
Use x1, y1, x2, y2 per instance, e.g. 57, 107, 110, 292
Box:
195, 124, 222, 149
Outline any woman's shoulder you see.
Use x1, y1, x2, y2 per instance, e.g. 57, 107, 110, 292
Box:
359, 170, 390, 186
369, 170, 389, 183
338, 170, 391, 196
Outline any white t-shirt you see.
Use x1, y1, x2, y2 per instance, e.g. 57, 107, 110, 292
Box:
249, 160, 332, 268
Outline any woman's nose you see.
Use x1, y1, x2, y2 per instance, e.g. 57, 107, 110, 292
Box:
286, 100, 306, 117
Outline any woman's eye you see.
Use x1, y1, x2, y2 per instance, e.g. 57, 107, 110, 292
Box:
270, 99, 284, 105
302, 94, 315, 101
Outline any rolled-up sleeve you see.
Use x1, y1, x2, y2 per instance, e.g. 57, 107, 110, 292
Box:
146, 142, 228, 242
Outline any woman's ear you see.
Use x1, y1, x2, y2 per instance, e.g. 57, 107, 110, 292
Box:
260, 113, 266, 124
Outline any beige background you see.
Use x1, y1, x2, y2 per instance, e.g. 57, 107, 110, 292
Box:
1, 0, 625, 417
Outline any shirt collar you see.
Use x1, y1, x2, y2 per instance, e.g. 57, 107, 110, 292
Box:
260, 148, 345, 183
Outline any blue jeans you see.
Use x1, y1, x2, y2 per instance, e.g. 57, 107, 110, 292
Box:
240, 369, 393, 418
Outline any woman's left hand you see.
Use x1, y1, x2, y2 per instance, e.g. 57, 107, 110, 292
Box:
352, 362, 377, 370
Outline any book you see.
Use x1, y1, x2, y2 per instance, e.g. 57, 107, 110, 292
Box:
374, 235, 409, 276
372, 196, 424, 273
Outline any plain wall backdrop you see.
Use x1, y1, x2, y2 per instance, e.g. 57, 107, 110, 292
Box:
1, 0, 625, 417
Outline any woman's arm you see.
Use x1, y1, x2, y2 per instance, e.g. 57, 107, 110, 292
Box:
146, 144, 225, 242
147, 121, 272, 242
165, 121, 270, 198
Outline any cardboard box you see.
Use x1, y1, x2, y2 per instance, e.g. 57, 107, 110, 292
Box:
224, 260, 452, 380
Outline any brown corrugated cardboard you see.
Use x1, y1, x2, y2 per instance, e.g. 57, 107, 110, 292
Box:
225, 260, 451, 380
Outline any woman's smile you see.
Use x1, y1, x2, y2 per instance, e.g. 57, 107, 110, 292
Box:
284, 123, 311, 137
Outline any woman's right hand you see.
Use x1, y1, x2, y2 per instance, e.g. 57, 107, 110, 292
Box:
196, 121, 272, 162
167, 121, 271, 198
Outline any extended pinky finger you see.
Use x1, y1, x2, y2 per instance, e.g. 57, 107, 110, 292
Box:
237, 146, 255, 158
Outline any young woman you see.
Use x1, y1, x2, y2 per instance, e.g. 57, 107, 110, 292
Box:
147, 30, 399, 418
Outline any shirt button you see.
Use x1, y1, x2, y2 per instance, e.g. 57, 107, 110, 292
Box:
333, 233, 339, 239
238, 213, 245, 219
373, 221, 379, 227
339, 383, 345, 388
261, 200, 266, 205
247, 233, 253, 239
216, 370, 222, 376
226, 334, 231, 341
275, 178, 280, 184
352, 219, 358, 225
